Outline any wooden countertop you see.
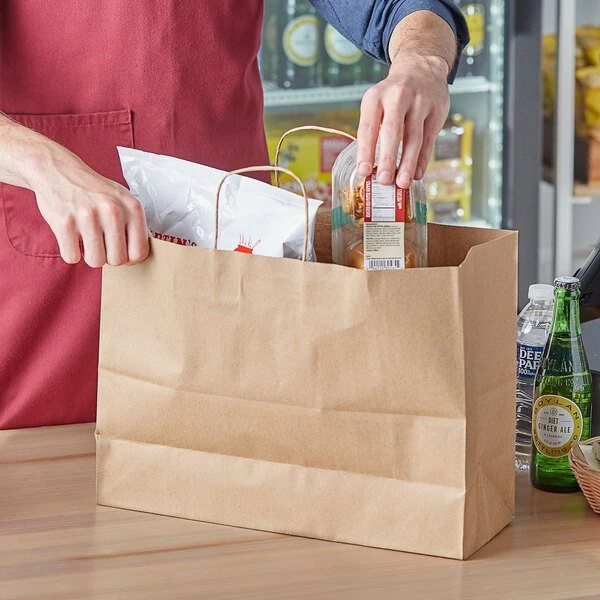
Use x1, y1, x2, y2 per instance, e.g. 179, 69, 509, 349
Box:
2, 424, 600, 599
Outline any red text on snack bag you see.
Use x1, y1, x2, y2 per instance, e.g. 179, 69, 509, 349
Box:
152, 232, 197, 246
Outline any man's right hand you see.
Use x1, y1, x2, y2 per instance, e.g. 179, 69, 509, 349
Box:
33, 149, 149, 267
0, 115, 149, 267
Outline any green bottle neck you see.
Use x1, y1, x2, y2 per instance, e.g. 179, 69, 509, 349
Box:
550, 289, 582, 336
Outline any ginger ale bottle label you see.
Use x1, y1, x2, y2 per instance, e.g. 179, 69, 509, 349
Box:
533, 394, 583, 458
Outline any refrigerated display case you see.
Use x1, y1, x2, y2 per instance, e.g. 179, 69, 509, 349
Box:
260, 0, 542, 306
539, 0, 600, 283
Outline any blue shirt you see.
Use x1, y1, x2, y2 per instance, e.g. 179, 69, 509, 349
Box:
309, 0, 469, 82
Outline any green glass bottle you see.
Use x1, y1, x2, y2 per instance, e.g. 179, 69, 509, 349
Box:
322, 23, 365, 86
277, 0, 320, 89
367, 57, 388, 83
530, 276, 593, 493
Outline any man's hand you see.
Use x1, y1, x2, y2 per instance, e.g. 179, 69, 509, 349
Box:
356, 10, 457, 188
33, 151, 149, 267
0, 115, 149, 267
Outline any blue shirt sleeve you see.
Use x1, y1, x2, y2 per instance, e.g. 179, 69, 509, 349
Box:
309, 0, 470, 83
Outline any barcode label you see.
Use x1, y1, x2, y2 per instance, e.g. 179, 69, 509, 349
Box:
366, 258, 403, 270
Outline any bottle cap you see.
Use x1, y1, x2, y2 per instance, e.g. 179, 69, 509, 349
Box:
528, 284, 554, 301
554, 276, 580, 290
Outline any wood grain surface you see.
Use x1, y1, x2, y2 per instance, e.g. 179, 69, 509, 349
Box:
1, 423, 600, 599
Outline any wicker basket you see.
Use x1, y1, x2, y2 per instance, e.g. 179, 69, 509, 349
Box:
569, 436, 600, 514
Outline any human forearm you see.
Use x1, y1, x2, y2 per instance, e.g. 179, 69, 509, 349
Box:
0, 113, 53, 190
356, 9, 459, 187
388, 10, 456, 77
0, 112, 148, 267
365, 10, 455, 186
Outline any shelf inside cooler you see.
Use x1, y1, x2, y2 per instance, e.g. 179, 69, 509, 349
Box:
263, 76, 495, 108
573, 182, 600, 198
542, 166, 600, 199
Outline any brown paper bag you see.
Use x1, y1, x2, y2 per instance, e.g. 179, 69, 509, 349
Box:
96, 179, 517, 559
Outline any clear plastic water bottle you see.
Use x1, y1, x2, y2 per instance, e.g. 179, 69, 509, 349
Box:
516, 284, 554, 472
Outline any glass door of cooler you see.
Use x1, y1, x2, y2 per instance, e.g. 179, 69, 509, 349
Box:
260, 0, 506, 230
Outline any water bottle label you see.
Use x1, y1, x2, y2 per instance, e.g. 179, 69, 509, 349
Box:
533, 395, 583, 458
517, 342, 544, 379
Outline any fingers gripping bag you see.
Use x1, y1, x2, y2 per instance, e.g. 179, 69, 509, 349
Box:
117, 147, 322, 260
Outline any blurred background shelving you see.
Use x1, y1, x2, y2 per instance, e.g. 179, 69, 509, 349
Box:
539, 0, 600, 286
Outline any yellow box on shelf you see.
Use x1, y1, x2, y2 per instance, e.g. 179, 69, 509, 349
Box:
264, 109, 359, 206
425, 116, 474, 224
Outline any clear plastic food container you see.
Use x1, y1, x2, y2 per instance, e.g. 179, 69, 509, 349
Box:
331, 142, 428, 270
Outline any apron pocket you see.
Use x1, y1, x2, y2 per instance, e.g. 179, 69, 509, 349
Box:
1, 110, 133, 257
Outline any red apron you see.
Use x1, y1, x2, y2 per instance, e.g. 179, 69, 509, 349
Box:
0, 0, 268, 428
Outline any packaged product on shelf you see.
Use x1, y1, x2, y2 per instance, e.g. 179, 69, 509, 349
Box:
574, 26, 600, 184
332, 142, 427, 270
576, 66, 600, 137
572, 26, 600, 138
542, 34, 557, 121
322, 23, 365, 86
454, 1, 488, 78
117, 147, 322, 260
277, 0, 321, 89
543, 28, 600, 182
574, 70, 600, 185
576, 25, 600, 67
544, 28, 598, 126
425, 115, 474, 223
265, 110, 359, 204
542, 33, 556, 57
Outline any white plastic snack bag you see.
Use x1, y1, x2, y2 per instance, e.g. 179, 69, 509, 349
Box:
118, 147, 322, 260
